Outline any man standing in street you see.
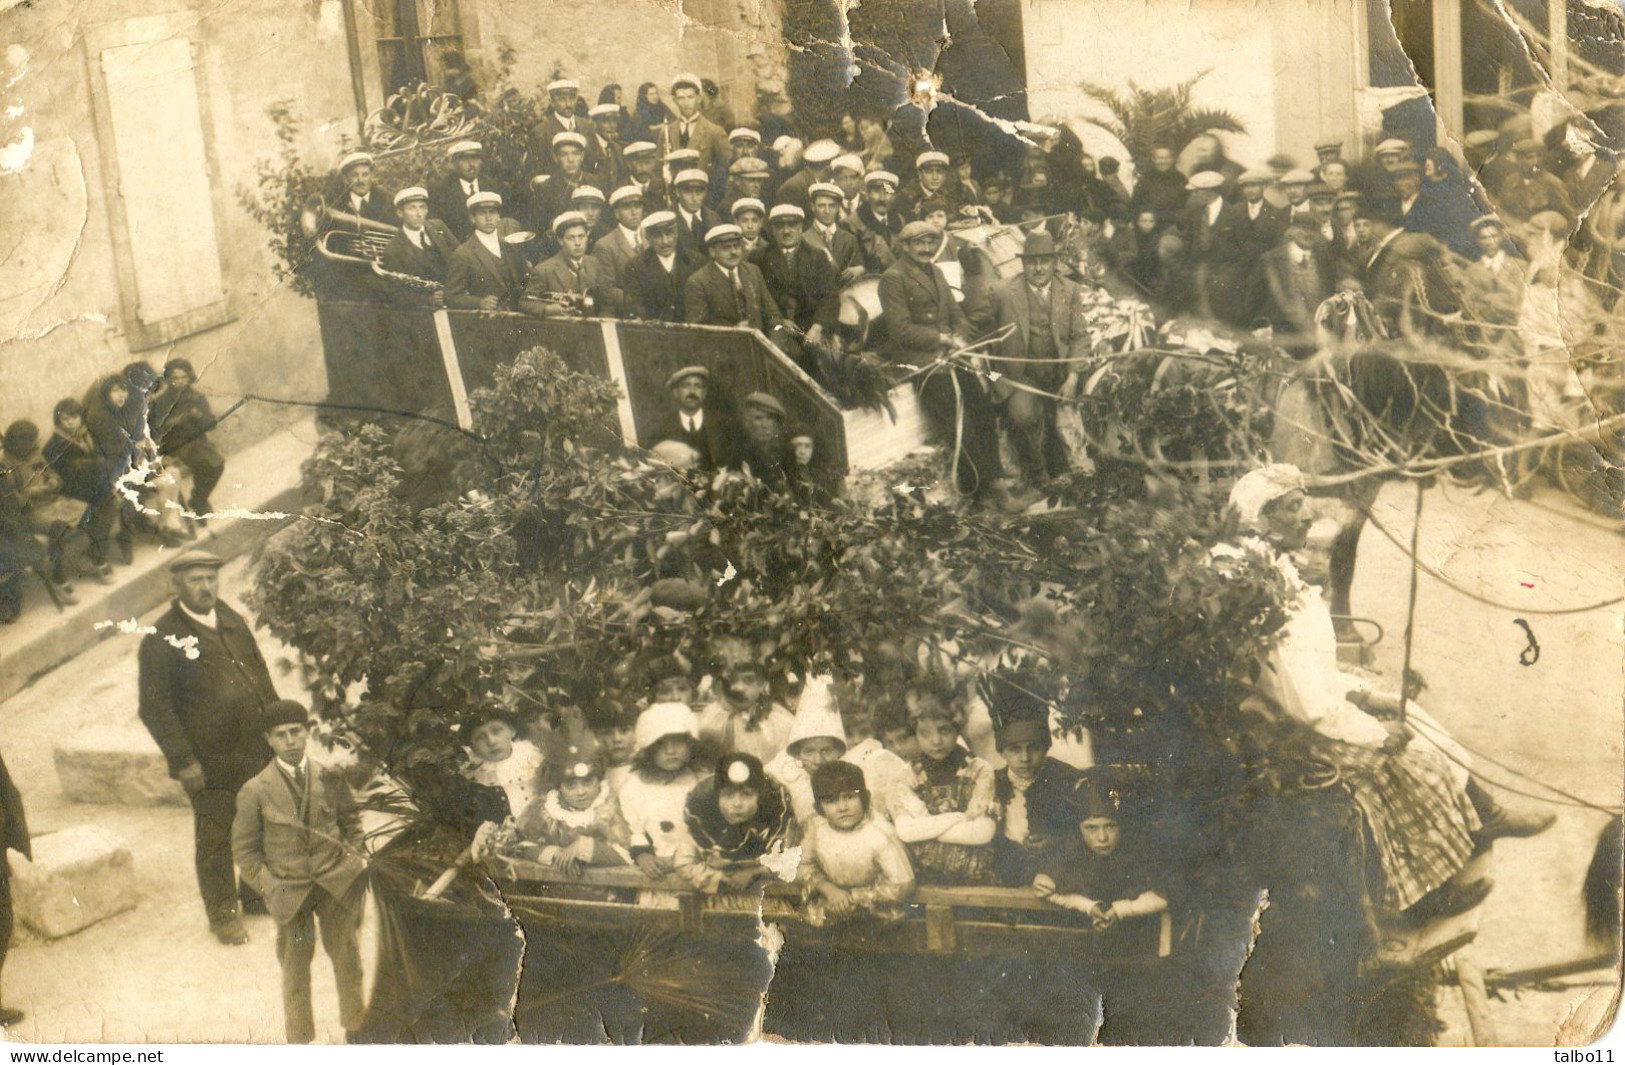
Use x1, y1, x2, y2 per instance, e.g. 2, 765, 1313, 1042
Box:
233, 700, 366, 1044
138, 549, 280, 945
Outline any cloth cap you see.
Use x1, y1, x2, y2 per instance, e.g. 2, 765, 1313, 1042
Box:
665, 148, 701, 166
1021, 231, 1058, 258
1069, 776, 1124, 822
609, 185, 644, 207
261, 699, 309, 731
338, 151, 373, 174
571, 185, 606, 203
1468, 214, 1503, 233
466, 190, 503, 209
832, 153, 865, 174
673, 168, 710, 188
768, 203, 805, 222
1314, 137, 1343, 151
729, 127, 762, 143
169, 548, 225, 575
546, 78, 580, 94
715, 752, 767, 793
865, 170, 900, 190
393, 186, 429, 207
898, 220, 943, 244
1186, 171, 1224, 190
729, 156, 771, 177
1389, 160, 1421, 175
730, 197, 765, 217
1281, 169, 1316, 185
446, 140, 483, 159
995, 715, 1051, 750
1305, 182, 1333, 200
634, 701, 697, 755
1238, 168, 1273, 185
742, 391, 786, 417
803, 139, 842, 164
705, 223, 744, 245
1228, 463, 1307, 526
1528, 209, 1571, 232
589, 103, 619, 119
1375, 138, 1409, 155
552, 131, 588, 151
552, 210, 589, 236
811, 760, 867, 802
623, 141, 658, 157
666, 365, 710, 389
786, 676, 847, 756
642, 210, 678, 232
1333, 192, 1362, 207
671, 73, 703, 94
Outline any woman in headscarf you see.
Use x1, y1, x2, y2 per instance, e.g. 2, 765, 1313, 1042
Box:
632, 82, 668, 144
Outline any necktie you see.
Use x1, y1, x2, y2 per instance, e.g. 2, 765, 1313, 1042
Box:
420, 230, 430, 250
680, 122, 691, 148
570, 260, 583, 291
730, 268, 746, 310
293, 763, 306, 794
686, 415, 698, 433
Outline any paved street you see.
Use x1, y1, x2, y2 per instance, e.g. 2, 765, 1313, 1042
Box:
0, 479, 1618, 1046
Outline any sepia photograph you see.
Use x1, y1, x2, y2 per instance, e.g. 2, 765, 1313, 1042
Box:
0, 0, 1622, 1048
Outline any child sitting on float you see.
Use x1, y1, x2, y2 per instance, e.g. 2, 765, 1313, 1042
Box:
901, 682, 999, 885
797, 761, 915, 925
677, 752, 795, 894
511, 741, 632, 875
1032, 776, 1169, 958
459, 708, 546, 820
618, 701, 702, 879
694, 638, 795, 764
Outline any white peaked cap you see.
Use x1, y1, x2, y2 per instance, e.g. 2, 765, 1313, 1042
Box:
786, 675, 847, 755
634, 701, 697, 755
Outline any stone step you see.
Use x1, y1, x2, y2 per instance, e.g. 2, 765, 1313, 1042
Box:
8, 825, 141, 939
53, 722, 186, 807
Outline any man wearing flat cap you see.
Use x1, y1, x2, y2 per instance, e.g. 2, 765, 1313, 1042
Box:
1495, 138, 1574, 223
445, 191, 526, 313
648, 366, 739, 470
139, 549, 281, 946
587, 103, 627, 186
684, 225, 786, 339
1199, 168, 1284, 326
591, 186, 648, 280
621, 141, 669, 211
879, 221, 1011, 509
670, 168, 723, 258
1352, 198, 1459, 339
964, 230, 1088, 491
620, 211, 697, 321
232, 698, 366, 1043
662, 74, 729, 180
731, 392, 800, 494
429, 141, 506, 244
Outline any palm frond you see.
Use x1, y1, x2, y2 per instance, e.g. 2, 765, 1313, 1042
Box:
1184, 107, 1249, 136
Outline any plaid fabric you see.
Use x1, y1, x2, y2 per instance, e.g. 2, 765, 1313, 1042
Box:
1324, 741, 1481, 912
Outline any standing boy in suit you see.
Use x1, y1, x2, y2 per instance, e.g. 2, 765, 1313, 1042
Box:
233, 700, 366, 1045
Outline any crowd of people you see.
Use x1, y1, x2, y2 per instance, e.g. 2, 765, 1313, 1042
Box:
0, 358, 226, 625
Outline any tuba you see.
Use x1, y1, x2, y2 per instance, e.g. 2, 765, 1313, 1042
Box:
299, 193, 399, 266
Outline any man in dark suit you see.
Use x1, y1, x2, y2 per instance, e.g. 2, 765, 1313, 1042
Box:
0, 750, 28, 1025
138, 549, 279, 945
232, 700, 366, 1044
845, 170, 903, 274
963, 231, 1086, 489
526, 78, 600, 179
331, 151, 393, 224
1128, 146, 1189, 216
428, 140, 505, 244
756, 203, 841, 375
669, 168, 722, 259
776, 139, 840, 214
521, 212, 621, 317
684, 224, 786, 340
526, 133, 608, 245
1200, 169, 1284, 327
619, 211, 696, 321
804, 182, 865, 282
661, 74, 729, 182
622, 141, 668, 211
445, 192, 526, 313
646, 365, 739, 469
1353, 198, 1459, 339
378, 187, 455, 307
1261, 221, 1333, 351
878, 221, 1010, 509
586, 103, 626, 187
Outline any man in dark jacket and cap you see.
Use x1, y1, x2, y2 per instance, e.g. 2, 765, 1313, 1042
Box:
138, 549, 280, 945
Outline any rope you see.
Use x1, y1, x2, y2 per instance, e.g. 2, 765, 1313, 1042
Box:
1405, 712, 1623, 816
1396, 482, 1424, 725
1360, 503, 1624, 615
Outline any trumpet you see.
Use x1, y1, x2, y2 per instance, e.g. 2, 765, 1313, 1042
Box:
299, 194, 399, 266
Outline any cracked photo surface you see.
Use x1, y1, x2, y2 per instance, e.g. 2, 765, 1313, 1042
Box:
0, 0, 1622, 1049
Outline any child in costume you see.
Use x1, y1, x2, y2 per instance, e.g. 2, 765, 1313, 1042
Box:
512, 742, 631, 873
902, 685, 998, 885
459, 709, 545, 819
617, 701, 701, 879
797, 761, 915, 925
677, 752, 795, 893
